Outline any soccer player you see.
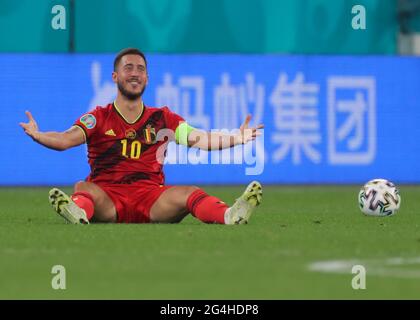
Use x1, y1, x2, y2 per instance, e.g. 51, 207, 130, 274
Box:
19, 48, 263, 225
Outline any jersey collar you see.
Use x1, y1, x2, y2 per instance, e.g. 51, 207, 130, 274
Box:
113, 101, 144, 124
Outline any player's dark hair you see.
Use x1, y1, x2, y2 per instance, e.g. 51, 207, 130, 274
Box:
113, 48, 147, 71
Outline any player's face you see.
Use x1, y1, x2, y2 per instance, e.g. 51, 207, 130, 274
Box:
113, 54, 148, 100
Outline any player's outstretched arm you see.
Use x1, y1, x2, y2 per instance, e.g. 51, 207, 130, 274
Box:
19, 111, 85, 151
187, 114, 264, 150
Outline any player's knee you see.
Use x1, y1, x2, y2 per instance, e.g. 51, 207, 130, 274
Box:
174, 186, 200, 207
74, 181, 92, 193
185, 186, 200, 198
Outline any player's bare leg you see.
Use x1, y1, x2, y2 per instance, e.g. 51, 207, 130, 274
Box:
49, 181, 117, 224
73, 181, 117, 222
149, 181, 263, 224
149, 186, 199, 223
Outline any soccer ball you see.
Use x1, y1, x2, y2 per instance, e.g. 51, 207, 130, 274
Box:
358, 179, 401, 216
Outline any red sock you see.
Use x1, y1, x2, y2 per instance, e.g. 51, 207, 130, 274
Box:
71, 192, 94, 220
186, 189, 228, 224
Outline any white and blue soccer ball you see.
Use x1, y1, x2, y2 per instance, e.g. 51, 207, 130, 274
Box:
358, 179, 401, 216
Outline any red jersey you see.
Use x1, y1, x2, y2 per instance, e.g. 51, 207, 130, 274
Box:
73, 102, 185, 185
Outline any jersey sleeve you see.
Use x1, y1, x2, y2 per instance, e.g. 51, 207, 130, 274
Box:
73, 107, 100, 142
162, 106, 186, 132
162, 107, 196, 145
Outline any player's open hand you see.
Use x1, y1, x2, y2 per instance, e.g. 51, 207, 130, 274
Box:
239, 114, 264, 144
19, 111, 40, 141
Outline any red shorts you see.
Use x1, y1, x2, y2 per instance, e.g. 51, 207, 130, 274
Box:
96, 181, 172, 223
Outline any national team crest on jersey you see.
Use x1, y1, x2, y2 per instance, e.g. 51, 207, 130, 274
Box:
144, 124, 157, 144
125, 128, 137, 140
80, 114, 96, 129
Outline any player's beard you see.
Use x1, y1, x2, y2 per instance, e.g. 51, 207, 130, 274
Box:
117, 80, 146, 100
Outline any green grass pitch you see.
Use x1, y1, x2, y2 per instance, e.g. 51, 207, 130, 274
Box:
0, 185, 419, 299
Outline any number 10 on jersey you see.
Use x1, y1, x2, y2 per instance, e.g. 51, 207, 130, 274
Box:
121, 139, 141, 159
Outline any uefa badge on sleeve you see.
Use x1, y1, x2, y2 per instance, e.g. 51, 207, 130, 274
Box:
80, 114, 96, 129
